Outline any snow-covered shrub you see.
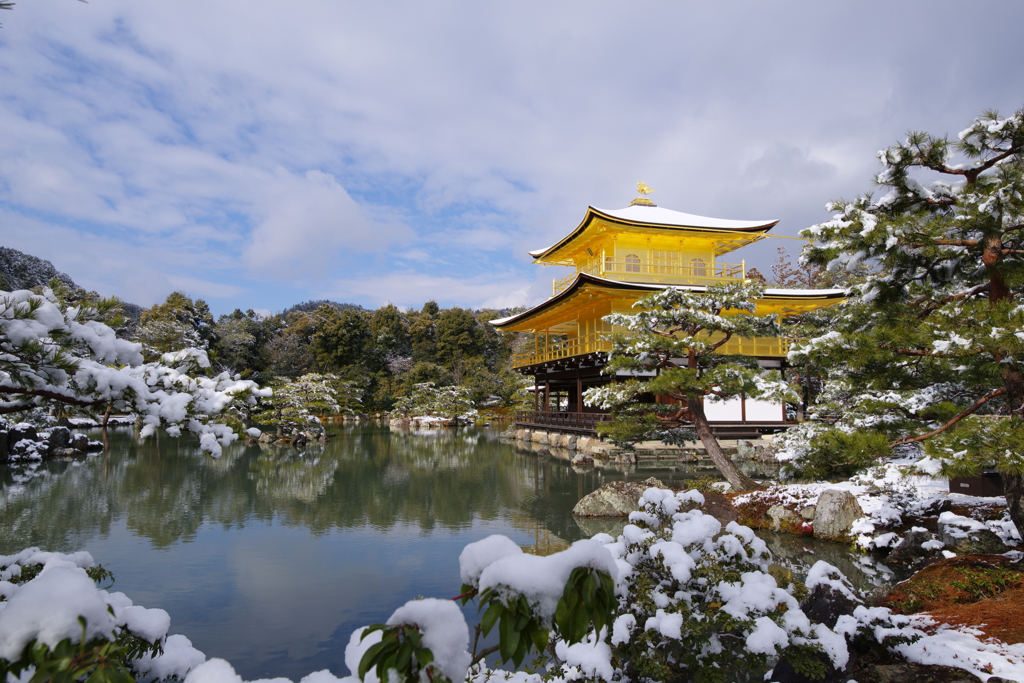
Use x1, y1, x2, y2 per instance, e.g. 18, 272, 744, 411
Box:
781, 427, 890, 481
359, 489, 856, 683
604, 489, 841, 683
253, 373, 359, 436
0, 548, 204, 682
392, 383, 477, 422
359, 535, 618, 682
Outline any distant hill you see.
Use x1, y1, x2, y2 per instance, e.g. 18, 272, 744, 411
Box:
281, 299, 365, 316
0, 246, 80, 293
0, 246, 142, 325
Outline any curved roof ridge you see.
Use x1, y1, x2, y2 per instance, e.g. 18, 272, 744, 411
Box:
529, 205, 778, 261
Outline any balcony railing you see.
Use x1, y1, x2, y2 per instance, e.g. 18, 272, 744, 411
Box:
513, 332, 794, 368
553, 259, 746, 295
513, 331, 613, 368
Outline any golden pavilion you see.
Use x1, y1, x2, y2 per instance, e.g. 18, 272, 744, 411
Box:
491, 184, 845, 436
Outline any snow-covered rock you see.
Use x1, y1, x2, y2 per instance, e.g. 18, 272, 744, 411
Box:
571, 477, 664, 517
814, 489, 864, 541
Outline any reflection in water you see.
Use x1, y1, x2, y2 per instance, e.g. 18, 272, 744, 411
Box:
0, 425, 652, 680
0, 425, 894, 680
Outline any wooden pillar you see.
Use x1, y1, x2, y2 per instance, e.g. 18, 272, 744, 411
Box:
576, 372, 583, 414
544, 379, 550, 412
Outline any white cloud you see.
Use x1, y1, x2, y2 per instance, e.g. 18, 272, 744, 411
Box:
244, 169, 412, 278
165, 275, 245, 300
1, 0, 1022, 314
320, 271, 536, 311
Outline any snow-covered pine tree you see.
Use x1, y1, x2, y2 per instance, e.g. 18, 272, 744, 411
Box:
584, 282, 797, 492
793, 107, 1024, 535
0, 288, 267, 455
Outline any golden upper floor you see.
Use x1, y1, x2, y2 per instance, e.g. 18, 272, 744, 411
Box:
532, 203, 777, 294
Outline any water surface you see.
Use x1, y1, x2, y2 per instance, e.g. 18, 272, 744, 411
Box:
0, 424, 693, 679
0, 424, 892, 680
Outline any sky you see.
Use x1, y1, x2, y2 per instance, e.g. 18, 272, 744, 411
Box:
1, 1, 1022, 317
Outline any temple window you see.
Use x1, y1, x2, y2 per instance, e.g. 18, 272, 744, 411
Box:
654, 249, 678, 274
624, 253, 641, 273
691, 258, 707, 276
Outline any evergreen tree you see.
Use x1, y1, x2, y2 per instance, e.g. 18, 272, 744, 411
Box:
584, 282, 795, 492
212, 309, 279, 377
263, 306, 339, 378
312, 308, 371, 371
136, 291, 216, 361
409, 301, 439, 363
369, 303, 412, 372
254, 373, 359, 436
793, 107, 1024, 535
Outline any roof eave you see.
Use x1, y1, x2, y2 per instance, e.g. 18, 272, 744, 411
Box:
529, 206, 779, 264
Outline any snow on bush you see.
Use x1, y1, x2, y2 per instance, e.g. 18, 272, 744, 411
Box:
0, 548, 205, 680
0, 289, 269, 456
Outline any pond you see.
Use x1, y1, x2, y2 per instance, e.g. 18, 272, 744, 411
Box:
0, 424, 895, 681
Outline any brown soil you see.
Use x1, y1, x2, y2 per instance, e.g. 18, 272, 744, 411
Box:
880, 554, 1024, 644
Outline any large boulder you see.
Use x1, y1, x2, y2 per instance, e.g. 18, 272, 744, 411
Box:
814, 489, 863, 541
800, 581, 861, 630
767, 504, 803, 533
572, 477, 664, 517
772, 574, 862, 682
9, 423, 37, 447
937, 512, 1007, 555
45, 426, 72, 453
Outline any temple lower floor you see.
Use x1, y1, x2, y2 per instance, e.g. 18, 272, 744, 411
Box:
517, 352, 794, 437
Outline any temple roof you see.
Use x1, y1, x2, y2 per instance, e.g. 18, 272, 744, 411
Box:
529, 204, 779, 262
490, 272, 846, 329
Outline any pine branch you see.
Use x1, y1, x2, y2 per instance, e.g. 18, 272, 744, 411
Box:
0, 386, 105, 407
915, 282, 990, 319
891, 387, 1007, 446
921, 146, 1021, 183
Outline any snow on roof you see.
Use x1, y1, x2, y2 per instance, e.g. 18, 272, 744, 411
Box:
593, 204, 777, 231
529, 205, 778, 258
763, 287, 848, 297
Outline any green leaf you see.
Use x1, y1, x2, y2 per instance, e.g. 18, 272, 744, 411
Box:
414, 646, 434, 668
499, 611, 519, 662
530, 627, 549, 652
358, 642, 385, 679
481, 602, 502, 635
570, 605, 589, 644
396, 638, 414, 674
360, 624, 385, 641
554, 598, 568, 629
583, 572, 597, 601
512, 632, 529, 668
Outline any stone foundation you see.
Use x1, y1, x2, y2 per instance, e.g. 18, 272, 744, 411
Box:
502, 426, 779, 464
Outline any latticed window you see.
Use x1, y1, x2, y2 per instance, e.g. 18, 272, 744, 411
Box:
691, 258, 707, 276
653, 250, 678, 274
624, 253, 641, 273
